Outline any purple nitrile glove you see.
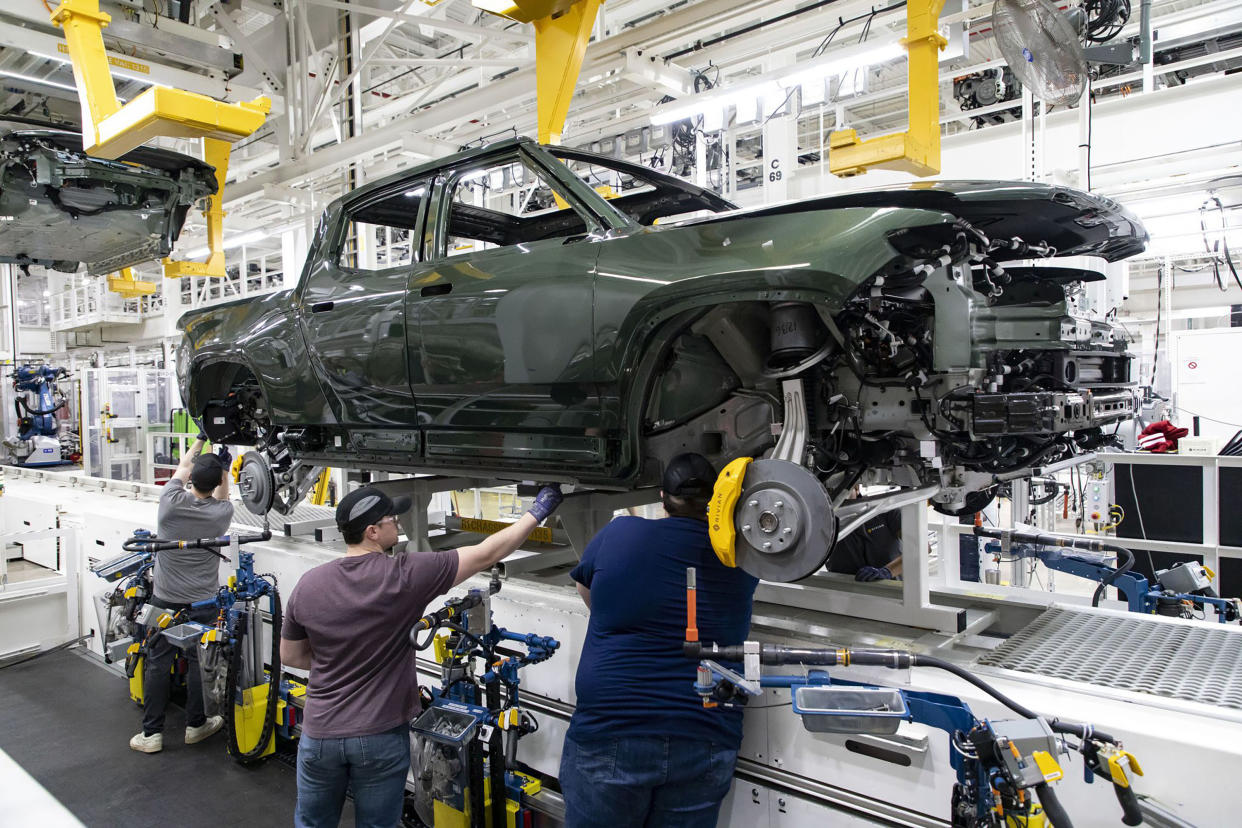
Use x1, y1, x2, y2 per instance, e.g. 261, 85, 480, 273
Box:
216, 444, 232, 465
855, 565, 893, 583
527, 484, 563, 523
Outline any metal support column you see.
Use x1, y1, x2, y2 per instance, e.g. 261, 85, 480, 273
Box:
762, 110, 794, 204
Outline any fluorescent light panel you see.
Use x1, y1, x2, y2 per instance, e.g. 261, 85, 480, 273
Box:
649, 41, 906, 126
0, 69, 77, 93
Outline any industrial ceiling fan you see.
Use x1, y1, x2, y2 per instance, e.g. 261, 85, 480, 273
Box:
991, 0, 1091, 106
992, 0, 1146, 106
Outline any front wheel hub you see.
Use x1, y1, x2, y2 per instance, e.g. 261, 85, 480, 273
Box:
728, 459, 836, 582
237, 451, 276, 516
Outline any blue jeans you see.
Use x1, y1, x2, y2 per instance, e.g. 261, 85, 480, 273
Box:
295, 724, 410, 828
560, 735, 738, 828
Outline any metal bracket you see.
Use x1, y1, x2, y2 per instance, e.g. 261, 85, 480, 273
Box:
848, 731, 930, 756
1083, 42, 1140, 67
835, 485, 940, 542
704, 659, 762, 697
757, 498, 968, 634
207, 4, 285, 94
556, 488, 659, 558
744, 640, 761, 683
771, 379, 807, 464
276, 462, 325, 514
369, 476, 493, 554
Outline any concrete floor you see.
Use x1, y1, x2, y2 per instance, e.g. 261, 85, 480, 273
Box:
0, 648, 359, 827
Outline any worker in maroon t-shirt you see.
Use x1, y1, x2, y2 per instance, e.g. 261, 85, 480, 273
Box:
280, 484, 563, 828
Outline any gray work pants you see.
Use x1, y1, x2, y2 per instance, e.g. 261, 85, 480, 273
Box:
141, 599, 216, 735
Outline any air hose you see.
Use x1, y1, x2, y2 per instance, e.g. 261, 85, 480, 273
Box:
16, 394, 66, 417
224, 590, 283, 764
910, 654, 1117, 744
1035, 782, 1075, 828
1089, 544, 1136, 608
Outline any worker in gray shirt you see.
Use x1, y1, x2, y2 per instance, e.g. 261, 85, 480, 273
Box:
130, 436, 235, 754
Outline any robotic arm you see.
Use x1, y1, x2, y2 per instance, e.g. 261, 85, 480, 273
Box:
6, 365, 72, 465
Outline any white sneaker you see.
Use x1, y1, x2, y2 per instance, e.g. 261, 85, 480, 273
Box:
129, 732, 163, 753
185, 715, 224, 745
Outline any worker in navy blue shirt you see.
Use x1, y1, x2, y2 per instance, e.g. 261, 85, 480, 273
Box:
828, 508, 904, 582
561, 453, 759, 828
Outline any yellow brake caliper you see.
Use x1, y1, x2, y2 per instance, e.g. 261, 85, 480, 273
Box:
707, 457, 752, 568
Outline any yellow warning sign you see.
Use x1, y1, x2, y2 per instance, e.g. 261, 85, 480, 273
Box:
458, 517, 554, 545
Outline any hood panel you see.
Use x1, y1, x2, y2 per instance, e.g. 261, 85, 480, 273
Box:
685, 181, 1148, 262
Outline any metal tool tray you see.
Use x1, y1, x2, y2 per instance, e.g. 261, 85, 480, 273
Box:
411, 700, 488, 746
161, 622, 210, 651
792, 686, 909, 734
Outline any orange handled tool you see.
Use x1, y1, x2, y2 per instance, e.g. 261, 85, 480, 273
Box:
685, 567, 698, 644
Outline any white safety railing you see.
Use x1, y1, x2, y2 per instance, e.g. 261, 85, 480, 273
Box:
49, 282, 153, 332
178, 250, 285, 312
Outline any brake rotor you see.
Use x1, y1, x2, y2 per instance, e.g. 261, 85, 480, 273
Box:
731, 459, 836, 582
237, 451, 276, 516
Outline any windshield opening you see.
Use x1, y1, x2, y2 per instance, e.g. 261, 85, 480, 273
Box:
549, 149, 736, 226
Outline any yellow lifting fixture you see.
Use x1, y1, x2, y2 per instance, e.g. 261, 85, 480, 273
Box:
310, 469, 332, 507
472, 0, 603, 145
105, 267, 157, 298
828, 0, 947, 177
49, 0, 271, 279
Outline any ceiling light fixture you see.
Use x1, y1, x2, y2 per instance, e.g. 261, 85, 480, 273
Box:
649, 41, 906, 127
0, 70, 78, 94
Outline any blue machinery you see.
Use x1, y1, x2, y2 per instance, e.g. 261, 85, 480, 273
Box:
7, 364, 71, 466
683, 567, 1185, 828
408, 572, 560, 828
975, 526, 1241, 624
92, 529, 284, 763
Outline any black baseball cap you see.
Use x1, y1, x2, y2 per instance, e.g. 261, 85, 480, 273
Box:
662, 453, 717, 497
190, 453, 225, 492
336, 486, 412, 534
